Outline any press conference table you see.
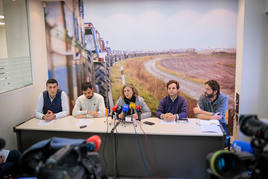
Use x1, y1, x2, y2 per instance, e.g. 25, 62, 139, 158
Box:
14, 116, 224, 179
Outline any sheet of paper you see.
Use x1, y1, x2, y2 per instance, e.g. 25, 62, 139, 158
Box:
125, 116, 135, 123
199, 119, 219, 126
38, 119, 55, 126
160, 120, 176, 125
76, 119, 93, 127
0, 149, 10, 162
201, 125, 222, 133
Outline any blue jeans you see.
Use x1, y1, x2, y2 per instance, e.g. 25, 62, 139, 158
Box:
220, 122, 230, 148
0, 149, 21, 178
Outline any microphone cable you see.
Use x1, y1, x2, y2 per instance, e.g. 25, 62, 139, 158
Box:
132, 121, 152, 178
101, 114, 110, 173
113, 125, 119, 178
139, 122, 157, 177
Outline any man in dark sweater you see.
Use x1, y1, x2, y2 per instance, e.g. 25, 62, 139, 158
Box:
35, 79, 69, 121
156, 80, 188, 121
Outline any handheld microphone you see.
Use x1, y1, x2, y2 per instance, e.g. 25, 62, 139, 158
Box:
129, 102, 135, 115
116, 105, 122, 114
232, 140, 253, 154
111, 105, 118, 119
0, 138, 5, 150
136, 105, 142, 121
45, 135, 101, 166
115, 106, 122, 120
86, 135, 102, 152
122, 104, 129, 121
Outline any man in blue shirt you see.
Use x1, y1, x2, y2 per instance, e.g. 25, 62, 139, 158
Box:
35, 79, 69, 121
193, 80, 230, 146
156, 80, 188, 121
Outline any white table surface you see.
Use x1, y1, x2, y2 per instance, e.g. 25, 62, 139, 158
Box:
15, 116, 223, 137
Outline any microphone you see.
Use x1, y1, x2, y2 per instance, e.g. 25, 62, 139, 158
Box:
86, 135, 102, 152
45, 135, 102, 166
0, 138, 5, 150
136, 105, 142, 121
129, 102, 135, 115
122, 104, 129, 121
116, 105, 122, 114
111, 105, 118, 119
232, 140, 253, 154
111, 106, 123, 132
115, 106, 122, 120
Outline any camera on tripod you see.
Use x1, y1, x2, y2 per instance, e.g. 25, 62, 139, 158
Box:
207, 115, 268, 179
21, 135, 105, 179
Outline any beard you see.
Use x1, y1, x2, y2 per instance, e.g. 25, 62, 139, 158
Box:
205, 92, 214, 98
87, 93, 94, 99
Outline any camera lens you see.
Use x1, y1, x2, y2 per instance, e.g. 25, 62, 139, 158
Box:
209, 150, 241, 177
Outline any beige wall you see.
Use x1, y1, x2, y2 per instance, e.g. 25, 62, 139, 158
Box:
0, 0, 7, 58
0, 27, 8, 58
236, 0, 268, 141
3, 0, 30, 58
0, 0, 48, 149
237, 0, 268, 117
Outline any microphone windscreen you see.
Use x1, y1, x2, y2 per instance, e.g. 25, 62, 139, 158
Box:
232, 140, 253, 154
129, 102, 135, 109
122, 104, 129, 112
136, 105, 141, 110
116, 106, 122, 113
112, 105, 118, 112
86, 135, 101, 152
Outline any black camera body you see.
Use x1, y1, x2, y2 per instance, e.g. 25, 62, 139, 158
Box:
22, 137, 104, 179
207, 115, 268, 179
0, 138, 5, 150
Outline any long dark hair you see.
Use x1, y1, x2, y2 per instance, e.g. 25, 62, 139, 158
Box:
121, 83, 138, 98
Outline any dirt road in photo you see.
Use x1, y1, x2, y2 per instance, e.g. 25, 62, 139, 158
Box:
144, 53, 235, 107
145, 57, 203, 100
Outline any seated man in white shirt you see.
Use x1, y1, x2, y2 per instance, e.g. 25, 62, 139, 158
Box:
35, 79, 69, 121
72, 82, 105, 118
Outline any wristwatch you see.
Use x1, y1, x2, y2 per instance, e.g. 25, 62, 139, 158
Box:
86, 114, 90, 118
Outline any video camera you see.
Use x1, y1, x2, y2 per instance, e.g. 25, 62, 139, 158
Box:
21, 135, 105, 179
207, 115, 268, 179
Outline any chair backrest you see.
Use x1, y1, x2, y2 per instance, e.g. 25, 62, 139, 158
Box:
225, 108, 236, 136
225, 109, 229, 124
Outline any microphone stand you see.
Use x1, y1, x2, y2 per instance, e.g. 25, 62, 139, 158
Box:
130, 109, 138, 128
111, 116, 121, 178
131, 109, 133, 122
111, 120, 121, 134
111, 113, 122, 134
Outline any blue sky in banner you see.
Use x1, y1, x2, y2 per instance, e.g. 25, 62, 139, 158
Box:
84, 0, 238, 51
